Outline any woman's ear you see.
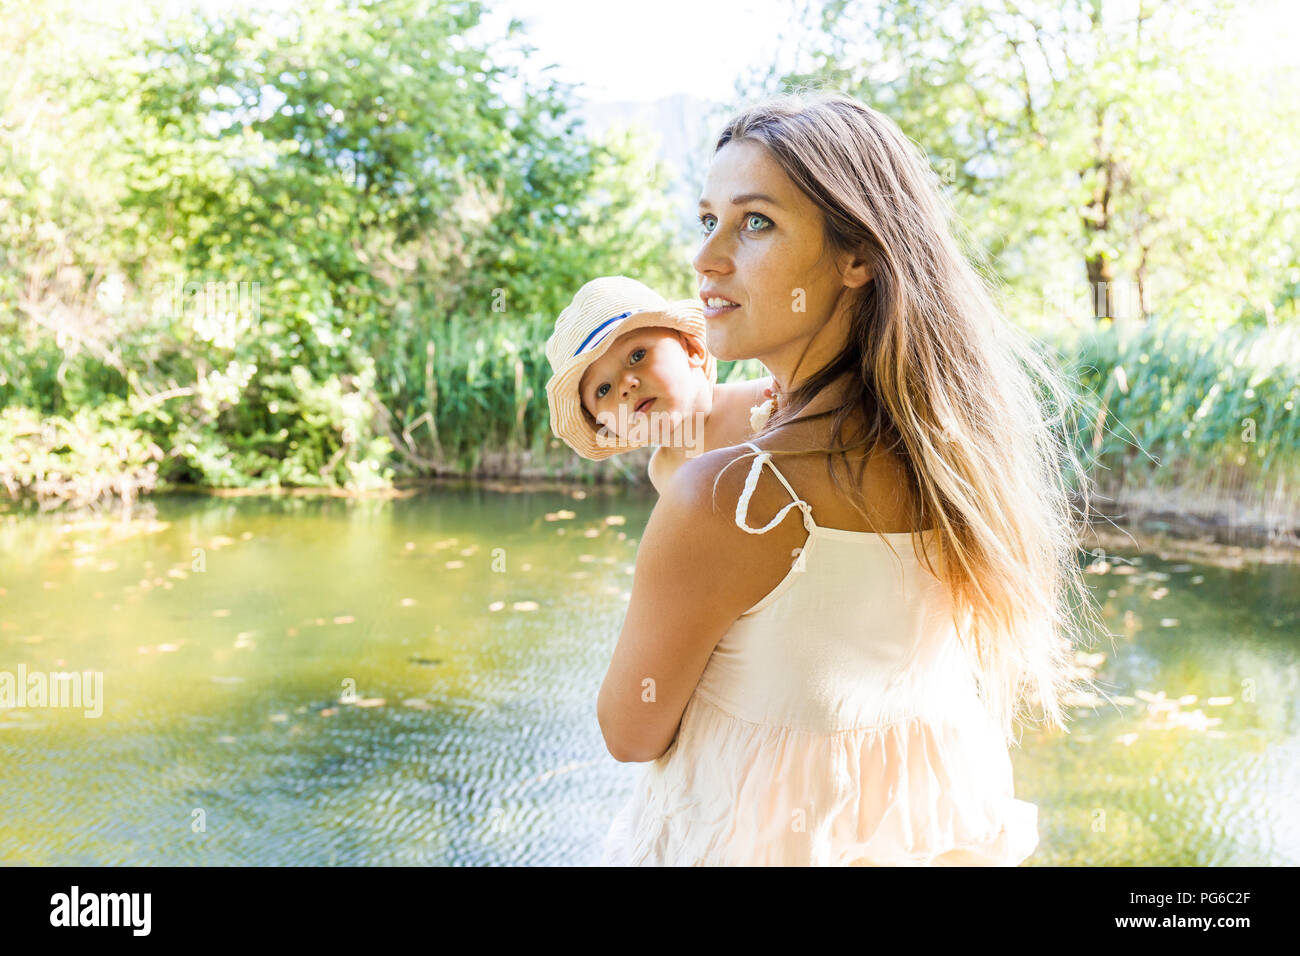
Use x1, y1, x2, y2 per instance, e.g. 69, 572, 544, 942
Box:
839, 250, 873, 289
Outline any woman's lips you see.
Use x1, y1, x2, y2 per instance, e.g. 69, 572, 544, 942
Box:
703, 302, 740, 319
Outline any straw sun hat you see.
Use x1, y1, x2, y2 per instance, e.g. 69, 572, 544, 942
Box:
545, 276, 715, 460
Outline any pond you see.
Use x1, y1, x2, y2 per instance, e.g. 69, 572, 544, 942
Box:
1, 483, 1297, 865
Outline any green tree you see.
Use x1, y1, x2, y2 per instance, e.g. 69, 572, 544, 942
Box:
2, 0, 693, 503
753, 0, 1300, 332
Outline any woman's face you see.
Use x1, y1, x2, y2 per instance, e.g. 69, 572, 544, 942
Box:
692, 139, 870, 387
578, 326, 706, 441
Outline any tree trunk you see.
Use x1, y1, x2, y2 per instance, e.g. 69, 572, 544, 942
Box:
1086, 253, 1115, 321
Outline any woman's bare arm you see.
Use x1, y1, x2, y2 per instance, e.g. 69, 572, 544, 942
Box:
597, 444, 807, 762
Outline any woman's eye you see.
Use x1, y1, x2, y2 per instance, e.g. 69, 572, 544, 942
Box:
697, 212, 771, 235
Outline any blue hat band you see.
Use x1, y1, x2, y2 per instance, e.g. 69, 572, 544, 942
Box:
573, 310, 639, 357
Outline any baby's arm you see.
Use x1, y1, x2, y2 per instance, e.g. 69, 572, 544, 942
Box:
645, 375, 775, 494
647, 445, 680, 495
711, 374, 776, 448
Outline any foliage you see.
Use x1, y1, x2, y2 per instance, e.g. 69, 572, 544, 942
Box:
1, 0, 690, 505
1, 0, 1297, 514
755, 0, 1300, 331
1055, 316, 1300, 491
0, 401, 164, 510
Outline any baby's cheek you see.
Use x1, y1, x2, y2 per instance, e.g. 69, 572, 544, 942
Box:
590, 407, 625, 437
667, 372, 708, 412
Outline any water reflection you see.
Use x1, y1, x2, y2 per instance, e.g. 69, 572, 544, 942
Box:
0, 487, 1296, 865
1018, 545, 1300, 865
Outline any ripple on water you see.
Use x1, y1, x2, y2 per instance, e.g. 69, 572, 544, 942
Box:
2, 495, 1296, 864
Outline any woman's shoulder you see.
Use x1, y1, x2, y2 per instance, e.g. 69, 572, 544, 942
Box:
669, 440, 769, 502
723, 406, 923, 529
651, 442, 814, 619
663, 440, 813, 546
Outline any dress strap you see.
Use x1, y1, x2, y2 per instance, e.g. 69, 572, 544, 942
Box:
734, 442, 817, 535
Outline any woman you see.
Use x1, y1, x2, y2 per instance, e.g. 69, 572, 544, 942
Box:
596, 91, 1102, 866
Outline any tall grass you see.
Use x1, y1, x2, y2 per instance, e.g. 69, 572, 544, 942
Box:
1052, 317, 1300, 530
5, 300, 1299, 521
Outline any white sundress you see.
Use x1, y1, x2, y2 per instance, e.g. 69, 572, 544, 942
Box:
599, 441, 1039, 866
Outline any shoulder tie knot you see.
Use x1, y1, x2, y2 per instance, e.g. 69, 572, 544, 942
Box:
734, 451, 816, 535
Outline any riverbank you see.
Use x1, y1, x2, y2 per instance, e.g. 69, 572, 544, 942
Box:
1085, 472, 1299, 552
6, 470, 1296, 562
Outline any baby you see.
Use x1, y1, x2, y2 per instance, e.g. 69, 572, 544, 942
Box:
544, 276, 774, 493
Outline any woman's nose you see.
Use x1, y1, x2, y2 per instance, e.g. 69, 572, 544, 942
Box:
692, 232, 732, 277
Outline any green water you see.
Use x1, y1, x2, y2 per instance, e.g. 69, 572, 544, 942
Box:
0, 486, 1296, 865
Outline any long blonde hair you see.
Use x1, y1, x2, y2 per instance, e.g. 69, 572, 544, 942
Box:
710, 90, 1104, 742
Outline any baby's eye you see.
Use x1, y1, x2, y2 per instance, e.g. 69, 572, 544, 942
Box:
593, 347, 646, 402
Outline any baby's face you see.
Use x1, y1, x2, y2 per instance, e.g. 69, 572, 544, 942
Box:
578, 326, 707, 440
